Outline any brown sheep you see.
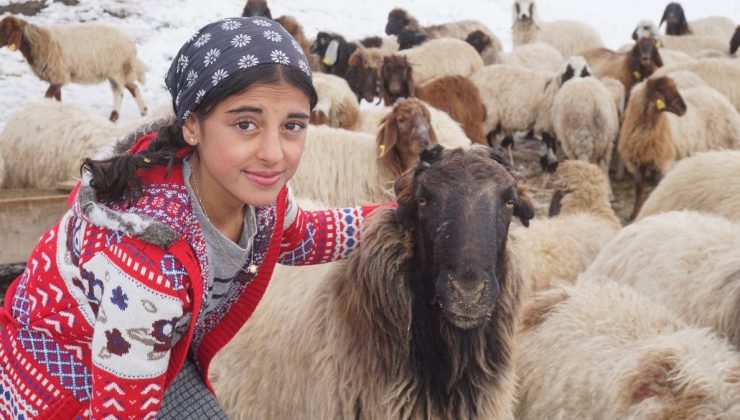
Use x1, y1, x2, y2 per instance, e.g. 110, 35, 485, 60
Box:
376, 97, 438, 178
274, 15, 319, 71
345, 48, 382, 103
581, 38, 663, 101
211, 145, 534, 419
380, 55, 487, 144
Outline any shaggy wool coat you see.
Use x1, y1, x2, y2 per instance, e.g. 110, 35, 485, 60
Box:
0, 129, 382, 419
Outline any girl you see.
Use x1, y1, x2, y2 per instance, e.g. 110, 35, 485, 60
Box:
0, 17, 384, 418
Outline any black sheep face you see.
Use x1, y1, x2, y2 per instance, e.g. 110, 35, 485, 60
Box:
395, 146, 534, 330
465, 30, 491, 54
241, 0, 272, 18
386, 8, 411, 36
310, 32, 334, 56
660, 2, 689, 35
397, 29, 428, 50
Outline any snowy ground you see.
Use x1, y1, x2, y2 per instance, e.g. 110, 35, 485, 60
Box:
0, 0, 738, 132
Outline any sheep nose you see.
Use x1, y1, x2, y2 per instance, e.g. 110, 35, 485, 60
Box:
447, 269, 494, 302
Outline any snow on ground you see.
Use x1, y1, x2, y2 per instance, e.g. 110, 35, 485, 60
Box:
0, 0, 738, 132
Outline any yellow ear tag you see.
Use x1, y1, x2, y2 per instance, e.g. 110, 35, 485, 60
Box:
655, 98, 666, 110
656, 41, 663, 48
379, 144, 386, 157
632, 70, 642, 80
322, 55, 331, 65
8, 43, 17, 52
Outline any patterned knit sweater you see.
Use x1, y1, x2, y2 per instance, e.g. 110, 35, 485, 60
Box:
0, 128, 382, 419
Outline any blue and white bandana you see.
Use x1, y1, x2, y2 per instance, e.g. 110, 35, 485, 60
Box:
165, 16, 313, 126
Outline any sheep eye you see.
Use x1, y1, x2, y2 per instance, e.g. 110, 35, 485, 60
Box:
418, 197, 428, 207
505, 199, 515, 208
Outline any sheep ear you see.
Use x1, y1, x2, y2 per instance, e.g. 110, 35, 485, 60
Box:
323, 39, 339, 66
393, 166, 417, 225
378, 112, 405, 176
548, 189, 565, 217
659, 8, 668, 27
652, 44, 664, 67
561, 65, 575, 84
514, 184, 535, 227
628, 355, 677, 404
406, 60, 416, 97
419, 144, 444, 166
631, 27, 639, 40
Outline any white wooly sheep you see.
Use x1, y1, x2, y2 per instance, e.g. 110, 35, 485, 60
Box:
584, 210, 740, 348
660, 3, 737, 43
516, 279, 740, 419
0, 100, 149, 189
470, 57, 592, 140
637, 150, 740, 222
510, 160, 620, 301
630, 19, 728, 58
552, 77, 619, 177
652, 58, 740, 113
511, 0, 604, 58
311, 73, 359, 130
0, 16, 147, 122
290, 126, 392, 207
397, 38, 484, 84
599, 76, 626, 117
498, 42, 564, 73
353, 103, 472, 149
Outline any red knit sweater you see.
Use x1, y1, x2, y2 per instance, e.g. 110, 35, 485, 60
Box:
0, 133, 383, 419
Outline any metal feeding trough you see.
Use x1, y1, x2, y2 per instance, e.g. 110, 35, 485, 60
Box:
0, 182, 74, 266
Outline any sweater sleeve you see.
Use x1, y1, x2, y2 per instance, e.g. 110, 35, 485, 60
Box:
82, 239, 192, 419
278, 191, 391, 265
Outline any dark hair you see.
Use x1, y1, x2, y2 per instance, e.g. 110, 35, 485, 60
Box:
82, 64, 317, 204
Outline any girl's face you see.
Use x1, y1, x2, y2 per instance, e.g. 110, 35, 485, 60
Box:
183, 81, 310, 208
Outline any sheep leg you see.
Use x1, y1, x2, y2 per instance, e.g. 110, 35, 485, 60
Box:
539, 132, 559, 173
630, 166, 647, 220
45, 84, 62, 101
126, 83, 148, 116
109, 80, 123, 123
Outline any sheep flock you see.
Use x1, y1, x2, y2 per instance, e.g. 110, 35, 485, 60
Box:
2, 0, 740, 418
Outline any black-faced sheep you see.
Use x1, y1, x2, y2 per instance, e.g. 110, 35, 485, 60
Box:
241, 0, 271, 18
512, 0, 604, 58
384, 7, 502, 64
660, 2, 736, 42
211, 145, 534, 419
380, 55, 487, 144
618, 75, 740, 219
581, 38, 663, 102
516, 280, 740, 419
344, 48, 384, 103
398, 28, 429, 50
0, 15, 148, 122
637, 150, 740, 222
585, 210, 740, 350
309, 31, 358, 77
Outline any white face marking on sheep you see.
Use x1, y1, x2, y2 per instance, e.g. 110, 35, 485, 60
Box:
513, 0, 535, 22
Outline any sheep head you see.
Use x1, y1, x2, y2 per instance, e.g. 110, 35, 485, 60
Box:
377, 97, 436, 178
560, 56, 592, 85
381, 54, 415, 106
513, 0, 537, 24
630, 38, 663, 82
465, 30, 492, 54
397, 29, 428, 50
0, 16, 25, 52
385, 8, 418, 36
632, 20, 661, 43
310, 31, 342, 67
660, 2, 690, 35
241, 0, 272, 18
646, 76, 686, 116
394, 145, 533, 330
731, 25, 740, 55
345, 50, 379, 103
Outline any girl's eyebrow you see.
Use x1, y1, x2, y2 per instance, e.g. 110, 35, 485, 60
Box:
226, 106, 309, 119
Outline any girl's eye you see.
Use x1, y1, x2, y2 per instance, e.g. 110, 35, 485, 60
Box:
237, 121, 255, 131
285, 122, 306, 132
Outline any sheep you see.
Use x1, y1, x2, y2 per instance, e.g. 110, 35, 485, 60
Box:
732, 25, 740, 55
292, 98, 440, 207
512, 0, 604, 58
510, 161, 619, 301
398, 29, 429, 50
463, 29, 501, 66
637, 150, 740, 222
379, 55, 486, 144
516, 280, 740, 419
552, 77, 620, 178
585, 210, 740, 349
470, 56, 592, 170
0, 15, 147, 122
344, 47, 385, 103
211, 145, 534, 419
599, 76, 626, 117
358, 34, 399, 54
310, 73, 359, 130
660, 2, 736, 43
497, 42, 565, 73
309, 31, 358, 77
618, 75, 740, 219
629, 20, 728, 59
1, 100, 130, 189
384, 7, 503, 65
241, 0, 271, 18
274, 15, 320, 71
396, 38, 484, 85
652, 58, 740, 113
581, 38, 663, 102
